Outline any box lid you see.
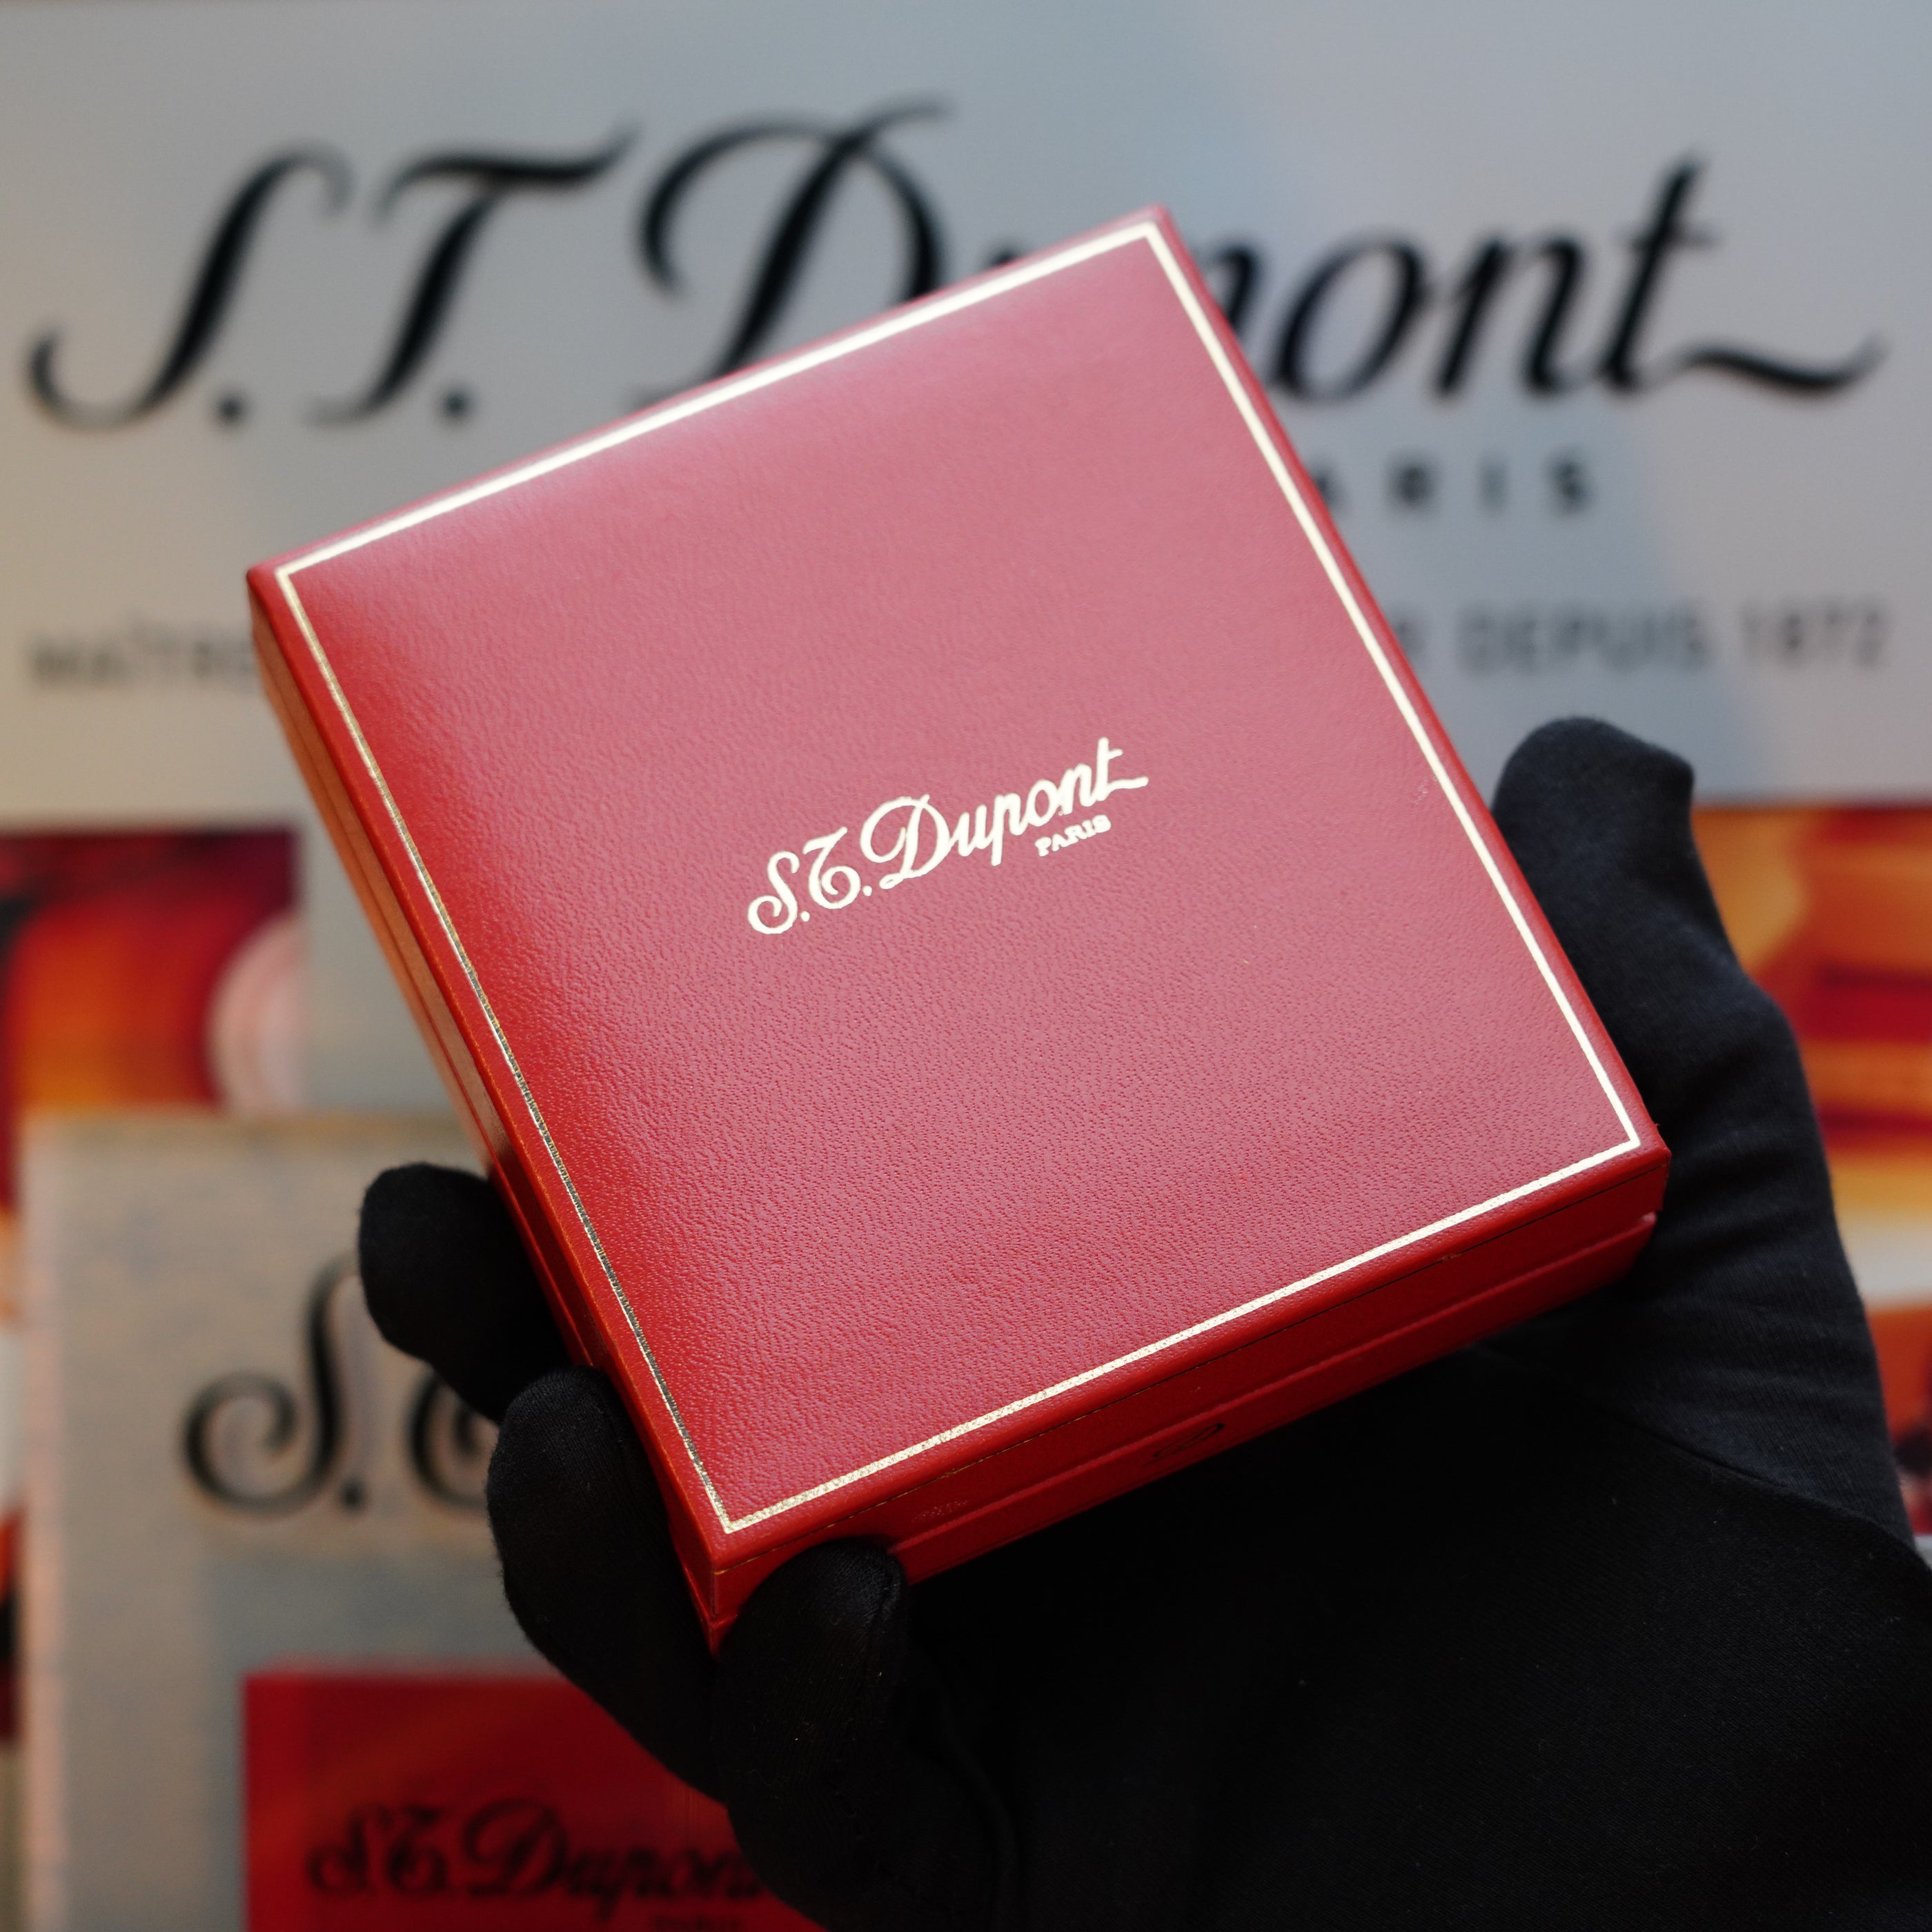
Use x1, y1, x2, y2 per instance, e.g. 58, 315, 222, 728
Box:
251, 210, 1657, 1564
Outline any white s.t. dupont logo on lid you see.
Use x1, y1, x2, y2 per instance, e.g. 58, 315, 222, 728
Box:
747, 736, 1148, 936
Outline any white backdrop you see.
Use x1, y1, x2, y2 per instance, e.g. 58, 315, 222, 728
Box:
1, 0, 1926, 1098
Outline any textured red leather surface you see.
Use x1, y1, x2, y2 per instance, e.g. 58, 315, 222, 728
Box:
250, 208, 1666, 1630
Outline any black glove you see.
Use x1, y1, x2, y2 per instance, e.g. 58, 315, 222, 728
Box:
360, 719, 1932, 1931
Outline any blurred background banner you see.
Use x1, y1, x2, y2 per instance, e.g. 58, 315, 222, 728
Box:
1, 3, 1926, 798
20, 1113, 515, 1931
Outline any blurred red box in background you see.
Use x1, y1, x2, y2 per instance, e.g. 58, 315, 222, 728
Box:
245, 1670, 818, 1930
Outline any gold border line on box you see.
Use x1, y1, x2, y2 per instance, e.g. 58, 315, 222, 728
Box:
274, 220, 1641, 1538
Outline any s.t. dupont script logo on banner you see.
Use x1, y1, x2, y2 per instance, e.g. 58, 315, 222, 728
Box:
181, 1253, 491, 1517
747, 735, 1147, 936
5, 14, 1915, 802
20, 110, 1875, 440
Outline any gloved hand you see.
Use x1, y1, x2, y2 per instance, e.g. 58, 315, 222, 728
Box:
359, 719, 1932, 1931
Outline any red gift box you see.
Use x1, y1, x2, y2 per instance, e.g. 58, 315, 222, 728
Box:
249, 209, 1666, 1641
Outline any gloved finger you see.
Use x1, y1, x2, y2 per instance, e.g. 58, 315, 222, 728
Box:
1489, 718, 1906, 1540
1494, 716, 1762, 1121
489, 1365, 720, 1796
359, 1163, 566, 1423
715, 1543, 1009, 1932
